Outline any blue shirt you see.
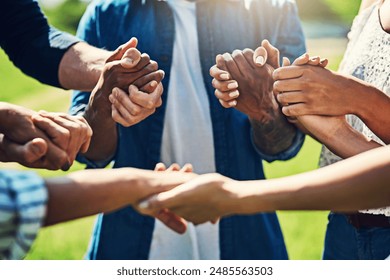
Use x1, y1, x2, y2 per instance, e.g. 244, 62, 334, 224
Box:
0, 0, 80, 88
71, 0, 306, 260
0, 170, 47, 260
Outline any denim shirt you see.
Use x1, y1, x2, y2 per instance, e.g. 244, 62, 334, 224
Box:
71, 0, 306, 260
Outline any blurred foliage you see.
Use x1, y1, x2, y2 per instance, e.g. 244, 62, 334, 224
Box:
41, 0, 88, 34
296, 0, 361, 24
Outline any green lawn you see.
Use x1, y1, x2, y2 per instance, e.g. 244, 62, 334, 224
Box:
1, 37, 344, 259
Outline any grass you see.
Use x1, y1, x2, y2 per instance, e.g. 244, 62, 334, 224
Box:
1, 34, 346, 260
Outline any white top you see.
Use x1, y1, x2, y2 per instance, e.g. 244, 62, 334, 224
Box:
148, 0, 220, 260
320, 1, 390, 216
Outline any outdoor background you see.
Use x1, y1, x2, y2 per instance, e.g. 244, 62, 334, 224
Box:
0, 0, 361, 260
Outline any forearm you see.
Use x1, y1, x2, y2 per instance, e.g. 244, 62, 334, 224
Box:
59, 42, 111, 91
250, 109, 297, 155
235, 146, 390, 213
44, 168, 196, 226
356, 85, 390, 144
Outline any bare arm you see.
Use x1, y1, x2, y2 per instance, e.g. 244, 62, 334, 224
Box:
44, 168, 195, 230
58, 42, 111, 91
141, 146, 390, 225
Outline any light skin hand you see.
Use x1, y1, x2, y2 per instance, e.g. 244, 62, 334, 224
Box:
135, 163, 194, 234
109, 77, 164, 127
139, 173, 236, 225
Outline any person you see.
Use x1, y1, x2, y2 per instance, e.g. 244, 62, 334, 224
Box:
211, 0, 390, 260
1, 0, 164, 170
272, 0, 390, 260
139, 145, 390, 224
71, 0, 306, 260
0, 164, 195, 260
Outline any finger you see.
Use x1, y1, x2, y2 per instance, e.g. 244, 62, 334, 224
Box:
107, 37, 138, 62
261, 39, 280, 69
32, 114, 70, 150
111, 87, 143, 116
219, 99, 237, 108
223, 52, 242, 78
155, 163, 167, 171
2, 137, 48, 164
134, 70, 165, 91
276, 91, 306, 104
111, 105, 132, 127
155, 209, 187, 234
214, 88, 239, 102
209, 64, 231, 80
273, 78, 304, 93
180, 163, 193, 173
282, 57, 291, 67
167, 163, 181, 171
282, 103, 311, 117
37, 113, 83, 163
320, 58, 329, 68
272, 65, 305, 81
130, 84, 163, 109
120, 48, 142, 68
211, 78, 238, 92
253, 46, 267, 67
61, 115, 93, 154
216, 54, 228, 71
242, 48, 256, 68
292, 53, 310, 66
231, 49, 253, 74
308, 56, 321, 65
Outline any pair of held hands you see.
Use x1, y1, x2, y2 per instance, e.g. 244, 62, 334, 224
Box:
135, 40, 369, 232
209, 39, 353, 140
0, 38, 164, 170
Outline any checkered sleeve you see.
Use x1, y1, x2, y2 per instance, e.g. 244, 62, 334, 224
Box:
0, 170, 47, 260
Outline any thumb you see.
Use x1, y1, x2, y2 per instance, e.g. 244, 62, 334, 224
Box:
107, 37, 139, 62
3, 137, 48, 164
120, 48, 142, 69
253, 46, 267, 67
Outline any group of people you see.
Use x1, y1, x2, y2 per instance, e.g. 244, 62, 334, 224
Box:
0, 0, 389, 260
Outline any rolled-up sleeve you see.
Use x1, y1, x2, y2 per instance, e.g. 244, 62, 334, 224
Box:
252, 129, 305, 162
0, 170, 47, 260
0, 0, 81, 88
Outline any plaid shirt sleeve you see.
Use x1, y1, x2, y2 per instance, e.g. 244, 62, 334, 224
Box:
0, 170, 47, 260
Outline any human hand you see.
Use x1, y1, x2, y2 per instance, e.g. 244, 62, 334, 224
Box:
0, 103, 86, 170
0, 133, 47, 164
32, 111, 92, 166
272, 60, 361, 117
87, 38, 165, 120
134, 163, 194, 234
109, 81, 164, 127
138, 173, 236, 225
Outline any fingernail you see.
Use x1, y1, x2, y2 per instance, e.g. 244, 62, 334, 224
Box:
229, 90, 239, 98
229, 100, 237, 107
31, 143, 44, 155
227, 82, 238, 89
122, 57, 134, 66
255, 56, 265, 65
220, 73, 230, 80
109, 94, 114, 103
138, 201, 149, 210
150, 81, 157, 87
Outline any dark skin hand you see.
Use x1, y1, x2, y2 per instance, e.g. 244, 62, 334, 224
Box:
0, 103, 91, 170
212, 43, 297, 155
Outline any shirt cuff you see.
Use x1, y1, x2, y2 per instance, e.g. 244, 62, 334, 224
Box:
252, 129, 305, 163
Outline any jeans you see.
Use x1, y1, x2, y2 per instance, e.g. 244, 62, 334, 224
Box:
323, 213, 390, 260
